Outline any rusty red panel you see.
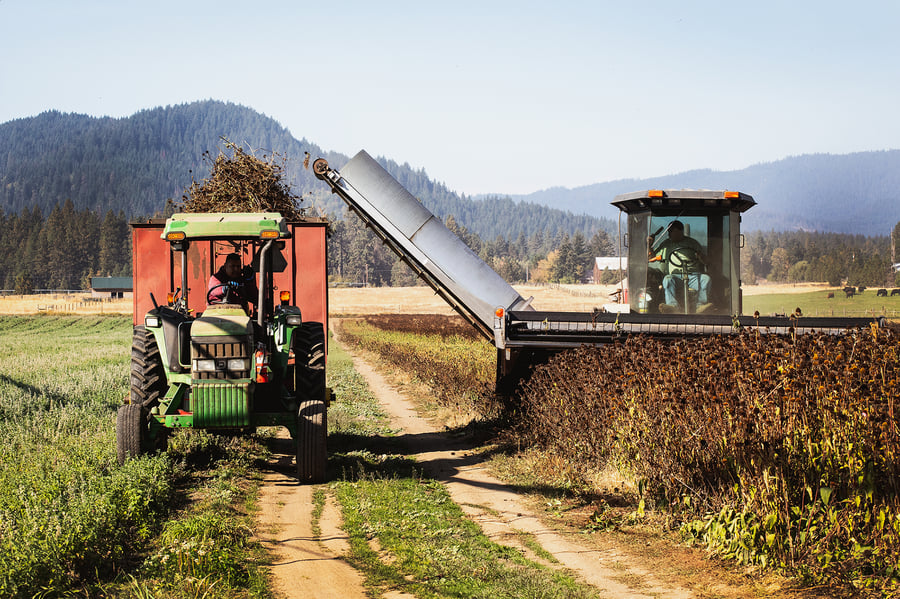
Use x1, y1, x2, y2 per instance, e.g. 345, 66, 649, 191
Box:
131, 220, 169, 326
277, 222, 328, 330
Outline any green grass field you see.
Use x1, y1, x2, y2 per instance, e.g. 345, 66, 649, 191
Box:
743, 289, 900, 319
0, 315, 172, 595
0, 315, 273, 598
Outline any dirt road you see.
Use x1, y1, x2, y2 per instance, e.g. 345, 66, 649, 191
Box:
255, 436, 368, 599
255, 335, 800, 599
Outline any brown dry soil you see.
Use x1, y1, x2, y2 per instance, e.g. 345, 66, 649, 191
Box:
254, 325, 836, 599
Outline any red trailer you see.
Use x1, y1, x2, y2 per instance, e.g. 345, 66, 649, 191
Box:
130, 217, 328, 329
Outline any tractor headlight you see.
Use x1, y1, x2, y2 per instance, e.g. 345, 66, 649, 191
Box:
194, 359, 217, 372
145, 315, 161, 328
226, 358, 250, 371
285, 314, 303, 326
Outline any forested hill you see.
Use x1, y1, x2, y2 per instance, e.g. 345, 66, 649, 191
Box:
0, 101, 610, 240
509, 150, 900, 234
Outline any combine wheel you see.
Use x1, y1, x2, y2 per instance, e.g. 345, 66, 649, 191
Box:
116, 404, 147, 465
293, 322, 327, 482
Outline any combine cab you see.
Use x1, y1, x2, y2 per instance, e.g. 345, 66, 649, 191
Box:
614, 189, 755, 316
118, 212, 330, 482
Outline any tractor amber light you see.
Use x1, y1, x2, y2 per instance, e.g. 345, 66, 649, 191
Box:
724, 191, 740, 198
495, 307, 504, 318
648, 190, 664, 198
166, 292, 176, 305
165, 231, 186, 240
280, 291, 291, 304
260, 230, 279, 239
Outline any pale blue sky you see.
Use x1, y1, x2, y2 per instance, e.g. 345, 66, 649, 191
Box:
1, 1, 898, 195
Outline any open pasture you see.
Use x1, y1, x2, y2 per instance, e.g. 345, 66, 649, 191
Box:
744, 288, 900, 319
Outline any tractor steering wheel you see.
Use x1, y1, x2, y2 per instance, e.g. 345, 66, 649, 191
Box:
668, 247, 701, 273
207, 282, 239, 305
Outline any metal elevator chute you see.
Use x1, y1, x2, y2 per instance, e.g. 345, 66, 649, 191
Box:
314, 150, 533, 341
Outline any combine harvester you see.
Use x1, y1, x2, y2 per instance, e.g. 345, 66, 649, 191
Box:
313, 151, 881, 392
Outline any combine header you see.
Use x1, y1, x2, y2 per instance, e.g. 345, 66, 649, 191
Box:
314, 151, 882, 391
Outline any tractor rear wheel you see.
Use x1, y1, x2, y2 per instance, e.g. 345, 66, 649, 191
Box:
131, 326, 166, 409
296, 399, 327, 483
116, 404, 147, 465
293, 322, 327, 482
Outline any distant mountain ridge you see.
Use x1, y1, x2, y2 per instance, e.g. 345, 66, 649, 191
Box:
1, 100, 896, 236
0, 101, 610, 241
506, 150, 900, 233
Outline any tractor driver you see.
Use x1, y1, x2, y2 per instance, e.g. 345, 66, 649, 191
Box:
207, 253, 258, 312
649, 220, 712, 313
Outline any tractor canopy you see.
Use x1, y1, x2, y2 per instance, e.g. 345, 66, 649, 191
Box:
162, 212, 292, 241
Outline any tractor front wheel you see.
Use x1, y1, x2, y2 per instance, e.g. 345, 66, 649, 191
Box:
116, 404, 147, 465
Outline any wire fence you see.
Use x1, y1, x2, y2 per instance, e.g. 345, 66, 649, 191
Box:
0, 292, 132, 315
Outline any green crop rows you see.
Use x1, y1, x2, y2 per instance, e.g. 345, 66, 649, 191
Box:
0, 316, 270, 598
0, 316, 172, 595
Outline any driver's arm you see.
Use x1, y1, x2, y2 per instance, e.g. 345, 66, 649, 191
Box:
691, 239, 709, 266
207, 274, 225, 302
238, 266, 259, 305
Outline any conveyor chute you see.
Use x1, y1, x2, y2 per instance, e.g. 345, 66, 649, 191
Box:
314, 150, 532, 341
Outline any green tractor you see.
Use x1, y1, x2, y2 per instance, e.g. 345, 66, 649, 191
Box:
117, 212, 329, 482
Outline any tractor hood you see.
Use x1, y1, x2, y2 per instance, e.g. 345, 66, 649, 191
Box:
192, 308, 253, 338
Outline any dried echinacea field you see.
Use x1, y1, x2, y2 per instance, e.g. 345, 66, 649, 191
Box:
519, 328, 900, 595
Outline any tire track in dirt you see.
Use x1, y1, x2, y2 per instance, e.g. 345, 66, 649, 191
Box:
255, 437, 368, 599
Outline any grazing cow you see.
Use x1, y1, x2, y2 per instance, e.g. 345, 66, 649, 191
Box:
827, 292, 835, 299
858, 285, 867, 293
843, 286, 856, 298
892, 289, 900, 297
877, 288, 888, 297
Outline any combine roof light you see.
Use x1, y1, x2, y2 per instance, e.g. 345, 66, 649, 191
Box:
724, 191, 740, 198
166, 231, 186, 241
260, 230, 280, 239
648, 190, 665, 198
495, 307, 504, 318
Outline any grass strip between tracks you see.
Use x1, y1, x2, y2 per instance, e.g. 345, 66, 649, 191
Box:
326, 331, 600, 598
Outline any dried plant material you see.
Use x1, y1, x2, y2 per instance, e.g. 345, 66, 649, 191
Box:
172, 138, 303, 219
